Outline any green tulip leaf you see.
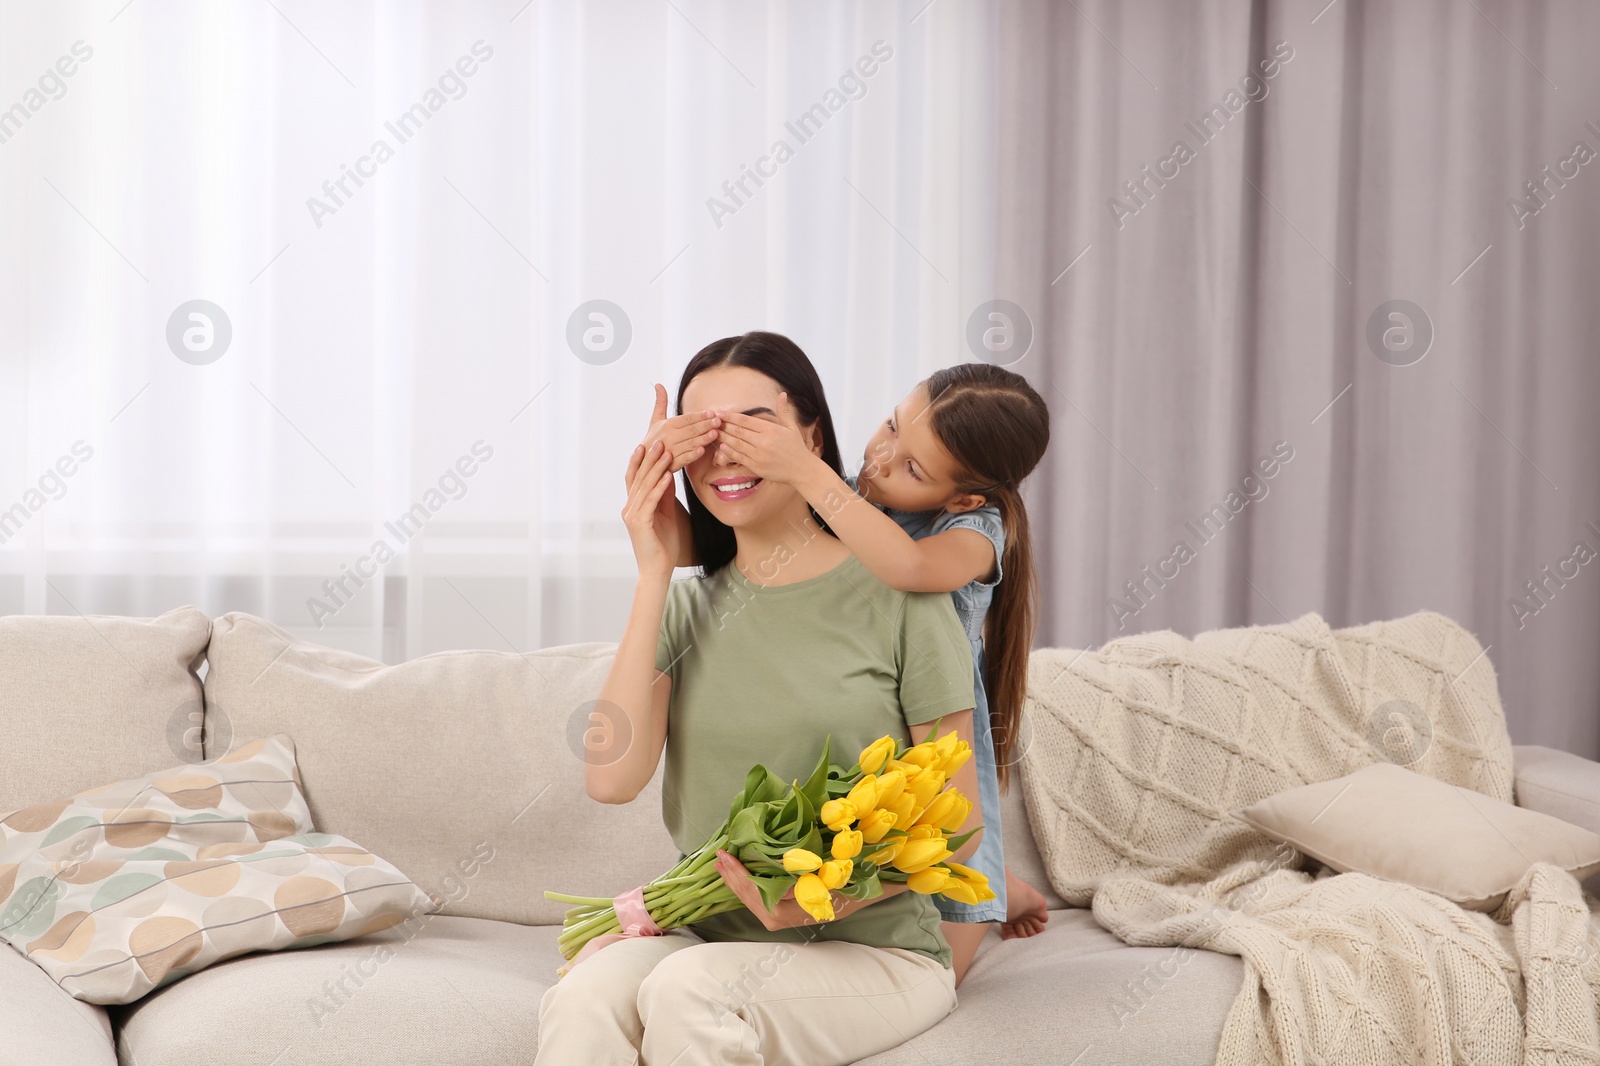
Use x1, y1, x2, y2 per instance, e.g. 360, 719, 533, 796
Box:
773, 792, 800, 838
798, 735, 831, 810
835, 866, 883, 901
727, 770, 754, 822
801, 825, 824, 854
728, 764, 786, 825
942, 824, 984, 853
726, 806, 768, 850
824, 762, 858, 798
738, 834, 794, 866
752, 768, 787, 807
751, 873, 795, 915
743, 854, 787, 875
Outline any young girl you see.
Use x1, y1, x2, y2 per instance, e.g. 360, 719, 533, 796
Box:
639, 362, 1054, 986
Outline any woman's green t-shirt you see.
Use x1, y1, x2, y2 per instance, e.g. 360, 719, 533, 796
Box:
654, 551, 976, 970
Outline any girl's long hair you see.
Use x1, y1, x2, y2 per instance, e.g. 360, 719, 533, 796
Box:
675, 332, 843, 577
924, 363, 1051, 793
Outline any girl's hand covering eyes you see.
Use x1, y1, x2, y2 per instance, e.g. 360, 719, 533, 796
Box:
626, 383, 722, 489
713, 392, 818, 486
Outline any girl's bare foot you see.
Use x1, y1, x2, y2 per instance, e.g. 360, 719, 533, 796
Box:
1001, 868, 1050, 939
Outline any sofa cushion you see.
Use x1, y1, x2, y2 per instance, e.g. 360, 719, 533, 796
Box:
0, 605, 210, 813
0, 937, 118, 1065
858, 908, 1237, 1065
111, 914, 557, 1065
110, 908, 1235, 1066
1, 734, 435, 1005
1514, 744, 1600, 835
1233, 761, 1600, 911
201, 613, 681, 926
1515, 744, 1600, 896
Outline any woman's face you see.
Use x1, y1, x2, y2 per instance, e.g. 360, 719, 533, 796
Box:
681, 365, 822, 529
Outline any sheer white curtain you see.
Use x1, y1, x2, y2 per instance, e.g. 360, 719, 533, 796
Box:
0, 1, 1000, 661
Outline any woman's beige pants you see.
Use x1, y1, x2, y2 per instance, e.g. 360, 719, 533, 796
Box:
534, 930, 958, 1065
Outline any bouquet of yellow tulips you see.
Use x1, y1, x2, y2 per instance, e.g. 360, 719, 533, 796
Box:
544, 721, 996, 964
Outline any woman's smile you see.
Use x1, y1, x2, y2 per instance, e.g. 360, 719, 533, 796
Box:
710, 475, 764, 501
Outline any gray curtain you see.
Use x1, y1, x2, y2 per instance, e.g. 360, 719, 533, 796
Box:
993, 0, 1600, 757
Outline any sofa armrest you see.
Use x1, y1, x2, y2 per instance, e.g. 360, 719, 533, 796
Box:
1514, 744, 1600, 834
0, 943, 117, 1065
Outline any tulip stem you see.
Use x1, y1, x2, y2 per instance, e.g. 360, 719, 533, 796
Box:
656, 883, 721, 926
544, 891, 616, 906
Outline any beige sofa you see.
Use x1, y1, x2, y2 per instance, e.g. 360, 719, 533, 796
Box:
4, 605, 1599, 1066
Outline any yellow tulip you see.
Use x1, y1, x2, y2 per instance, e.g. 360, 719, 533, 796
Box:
909, 769, 945, 808
945, 860, 989, 886
939, 794, 973, 832
794, 873, 835, 922
941, 859, 998, 904
913, 791, 958, 830
891, 838, 953, 874
908, 866, 951, 894
940, 878, 980, 905
934, 730, 960, 761
846, 775, 879, 815
858, 808, 896, 844
831, 829, 863, 860
819, 799, 857, 831
905, 824, 941, 840
818, 858, 852, 890
783, 848, 823, 874
941, 746, 972, 777
900, 745, 937, 769
874, 770, 907, 807
891, 792, 918, 829
858, 737, 896, 776
886, 758, 922, 779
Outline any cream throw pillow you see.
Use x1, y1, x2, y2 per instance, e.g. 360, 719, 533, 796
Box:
0, 604, 211, 813
1232, 761, 1600, 911
0, 735, 437, 1004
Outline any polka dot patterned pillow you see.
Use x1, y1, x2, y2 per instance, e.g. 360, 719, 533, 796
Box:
0, 734, 438, 1004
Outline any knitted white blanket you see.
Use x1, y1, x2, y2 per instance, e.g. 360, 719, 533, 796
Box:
1018, 610, 1600, 1065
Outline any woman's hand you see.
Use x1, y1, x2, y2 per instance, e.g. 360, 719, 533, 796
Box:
628, 383, 722, 479
714, 848, 824, 932
714, 392, 821, 487
626, 385, 714, 570
621, 438, 683, 579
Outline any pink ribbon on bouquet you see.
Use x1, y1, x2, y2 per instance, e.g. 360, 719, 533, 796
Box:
556, 884, 664, 979
613, 884, 665, 937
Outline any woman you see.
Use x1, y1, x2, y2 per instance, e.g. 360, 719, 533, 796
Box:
534, 332, 986, 1065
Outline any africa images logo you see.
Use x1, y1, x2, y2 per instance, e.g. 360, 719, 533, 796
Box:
705, 41, 894, 228
305, 41, 494, 229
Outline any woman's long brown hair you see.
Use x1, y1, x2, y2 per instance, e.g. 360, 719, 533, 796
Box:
924, 364, 1050, 793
